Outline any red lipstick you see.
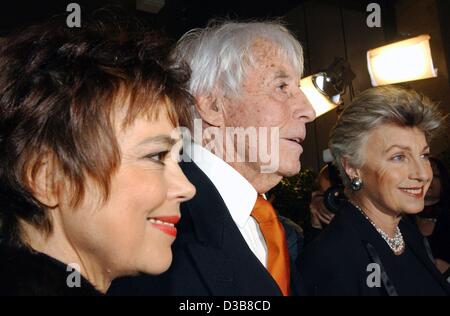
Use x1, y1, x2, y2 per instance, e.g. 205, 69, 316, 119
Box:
147, 216, 181, 237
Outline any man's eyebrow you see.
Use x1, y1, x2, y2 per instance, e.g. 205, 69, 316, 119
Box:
272, 70, 291, 80
384, 144, 430, 153
137, 135, 177, 147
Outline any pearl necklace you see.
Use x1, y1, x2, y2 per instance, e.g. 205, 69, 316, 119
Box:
353, 203, 405, 254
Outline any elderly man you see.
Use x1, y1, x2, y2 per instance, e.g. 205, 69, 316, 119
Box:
109, 20, 315, 296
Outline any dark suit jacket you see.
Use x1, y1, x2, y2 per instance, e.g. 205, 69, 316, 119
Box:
109, 161, 303, 296
297, 201, 450, 296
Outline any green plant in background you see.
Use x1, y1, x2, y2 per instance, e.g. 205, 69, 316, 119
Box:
268, 168, 316, 226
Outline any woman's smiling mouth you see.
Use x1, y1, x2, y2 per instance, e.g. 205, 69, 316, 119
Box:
399, 187, 424, 199
147, 216, 181, 237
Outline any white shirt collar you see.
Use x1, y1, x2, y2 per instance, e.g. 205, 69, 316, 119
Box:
189, 143, 257, 228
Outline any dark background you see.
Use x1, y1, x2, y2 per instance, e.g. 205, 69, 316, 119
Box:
1, 0, 449, 173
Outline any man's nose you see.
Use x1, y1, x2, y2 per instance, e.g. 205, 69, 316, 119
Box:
293, 89, 316, 123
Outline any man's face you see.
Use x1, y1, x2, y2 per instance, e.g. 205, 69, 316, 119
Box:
222, 39, 315, 177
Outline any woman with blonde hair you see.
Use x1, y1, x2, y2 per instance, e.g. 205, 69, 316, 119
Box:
299, 86, 450, 296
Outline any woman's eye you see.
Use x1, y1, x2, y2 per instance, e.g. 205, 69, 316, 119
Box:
421, 153, 430, 160
392, 154, 405, 162
145, 151, 169, 165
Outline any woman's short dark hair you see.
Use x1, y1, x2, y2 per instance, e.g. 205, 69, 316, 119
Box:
0, 10, 194, 245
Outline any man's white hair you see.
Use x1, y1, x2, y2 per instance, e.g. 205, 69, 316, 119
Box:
174, 20, 304, 102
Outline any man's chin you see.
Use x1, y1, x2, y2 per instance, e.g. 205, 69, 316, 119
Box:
277, 162, 301, 177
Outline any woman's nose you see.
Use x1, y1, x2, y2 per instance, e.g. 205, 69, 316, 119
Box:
167, 163, 196, 202
410, 158, 431, 183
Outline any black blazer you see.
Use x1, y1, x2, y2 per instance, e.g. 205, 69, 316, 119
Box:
0, 243, 102, 296
109, 161, 303, 296
297, 201, 450, 296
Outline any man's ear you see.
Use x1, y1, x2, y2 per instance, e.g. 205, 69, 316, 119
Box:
195, 94, 225, 127
28, 156, 59, 208
341, 156, 362, 180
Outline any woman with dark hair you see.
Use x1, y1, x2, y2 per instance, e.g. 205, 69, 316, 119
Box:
298, 86, 450, 295
0, 12, 195, 295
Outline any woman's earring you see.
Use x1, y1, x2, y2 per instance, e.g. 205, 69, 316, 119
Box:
350, 177, 363, 191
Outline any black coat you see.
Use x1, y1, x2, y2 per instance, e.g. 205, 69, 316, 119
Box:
0, 243, 102, 296
297, 201, 450, 296
429, 206, 450, 263
109, 161, 303, 296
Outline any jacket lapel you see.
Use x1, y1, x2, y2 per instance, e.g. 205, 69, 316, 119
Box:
179, 161, 282, 295
400, 221, 450, 294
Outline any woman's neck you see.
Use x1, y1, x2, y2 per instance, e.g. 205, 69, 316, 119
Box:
20, 219, 112, 293
350, 194, 402, 238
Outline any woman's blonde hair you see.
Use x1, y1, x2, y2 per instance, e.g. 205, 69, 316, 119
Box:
329, 85, 446, 187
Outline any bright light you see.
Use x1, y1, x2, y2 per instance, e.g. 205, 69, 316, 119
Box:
367, 35, 437, 86
300, 75, 338, 118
